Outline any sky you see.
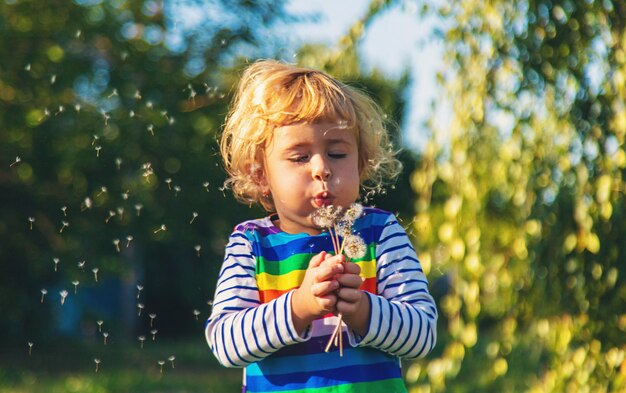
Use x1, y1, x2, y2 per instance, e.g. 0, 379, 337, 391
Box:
285, 0, 443, 152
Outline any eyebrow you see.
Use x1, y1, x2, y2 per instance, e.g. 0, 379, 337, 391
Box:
283, 138, 351, 151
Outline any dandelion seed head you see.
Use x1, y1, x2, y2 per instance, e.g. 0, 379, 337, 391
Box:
312, 205, 341, 228
341, 203, 363, 225
343, 234, 367, 260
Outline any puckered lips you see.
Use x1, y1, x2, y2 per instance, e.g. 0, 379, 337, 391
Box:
313, 191, 334, 208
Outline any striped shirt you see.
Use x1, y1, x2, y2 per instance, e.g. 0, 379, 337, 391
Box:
205, 207, 437, 393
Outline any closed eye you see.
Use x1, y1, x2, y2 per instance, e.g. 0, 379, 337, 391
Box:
288, 155, 309, 163
328, 153, 347, 159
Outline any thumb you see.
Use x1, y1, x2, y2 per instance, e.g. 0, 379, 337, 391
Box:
308, 251, 327, 268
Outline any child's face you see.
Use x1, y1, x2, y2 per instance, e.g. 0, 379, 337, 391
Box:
261, 121, 360, 235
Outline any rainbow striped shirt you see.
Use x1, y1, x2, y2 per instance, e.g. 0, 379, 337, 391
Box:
205, 208, 437, 393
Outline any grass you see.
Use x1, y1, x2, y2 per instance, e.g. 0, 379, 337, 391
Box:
0, 339, 241, 393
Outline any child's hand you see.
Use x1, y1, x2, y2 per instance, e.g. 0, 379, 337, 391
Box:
335, 262, 370, 337
291, 251, 345, 334
335, 262, 364, 316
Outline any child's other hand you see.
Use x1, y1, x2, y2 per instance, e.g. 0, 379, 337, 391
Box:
335, 262, 364, 317
291, 251, 344, 334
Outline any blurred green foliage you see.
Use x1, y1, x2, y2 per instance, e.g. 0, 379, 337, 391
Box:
354, 0, 626, 391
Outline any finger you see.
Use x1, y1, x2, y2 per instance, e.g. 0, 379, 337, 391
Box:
314, 263, 344, 282
317, 294, 337, 311
308, 251, 327, 268
336, 300, 359, 315
311, 280, 339, 297
324, 253, 346, 265
336, 287, 362, 303
337, 274, 364, 289
342, 261, 361, 275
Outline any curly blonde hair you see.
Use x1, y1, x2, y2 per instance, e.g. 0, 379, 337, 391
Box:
220, 59, 402, 211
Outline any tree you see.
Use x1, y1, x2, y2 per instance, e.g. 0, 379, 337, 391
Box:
0, 0, 294, 343
358, 0, 626, 391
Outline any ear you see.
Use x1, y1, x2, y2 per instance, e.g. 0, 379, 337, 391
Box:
246, 162, 269, 192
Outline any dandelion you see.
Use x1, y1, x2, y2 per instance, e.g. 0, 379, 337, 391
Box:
126, 235, 134, 248
28, 217, 35, 230
96, 186, 107, 197
115, 157, 122, 170
92, 267, 99, 282
40, 288, 47, 303
136, 285, 143, 299
28, 342, 33, 355
149, 313, 156, 327
116, 207, 124, 220
150, 329, 158, 341
25, 63, 31, 71
194, 245, 201, 257
158, 360, 165, 373
142, 163, 153, 183
121, 190, 129, 200
78, 260, 86, 271
193, 309, 201, 320
146, 100, 153, 108
72, 280, 79, 294
154, 224, 167, 234
165, 178, 172, 190
75, 29, 82, 38
341, 203, 363, 225
113, 238, 120, 252
59, 221, 69, 233
187, 83, 196, 103
9, 156, 21, 167
189, 212, 198, 224
173, 185, 181, 197
82, 197, 93, 211
50, 74, 56, 84
138, 335, 146, 348
129, 110, 135, 118
134, 89, 142, 100
137, 303, 144, 316
342, 235, 367, 260
105, 210, 116, 223
60, 290, 68, 305
134, 203, 143, 216
53, 258, 60, 272
147, 124, 154, 136
207, 299, 214, 308
203, 181, 210, 192
94, 358, 101, 373
107, 88, 118, 98
97, 320, 103, 332
55, 105, 64, 116
61, 206, 67, 216
74, 103, 81, 112
101, 110, 110, 125
94, 145, 102, 157
168, 355, 176, 368
313, 203, 366, 356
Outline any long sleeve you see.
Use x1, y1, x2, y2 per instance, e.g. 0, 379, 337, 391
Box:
355, 214, 437, 359
205, 231, 310, 367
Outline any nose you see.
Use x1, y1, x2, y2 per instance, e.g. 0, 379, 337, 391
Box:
311, 155, 331, 181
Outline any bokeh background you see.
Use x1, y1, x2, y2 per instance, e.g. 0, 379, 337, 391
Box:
1, 0, 625, 392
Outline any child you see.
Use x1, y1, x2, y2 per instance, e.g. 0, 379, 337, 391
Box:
206, 60, 437, 393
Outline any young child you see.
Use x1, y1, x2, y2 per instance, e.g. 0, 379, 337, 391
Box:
206, 60, 437, 393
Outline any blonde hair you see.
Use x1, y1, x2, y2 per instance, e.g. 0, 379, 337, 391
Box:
220, 59, 402, 211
